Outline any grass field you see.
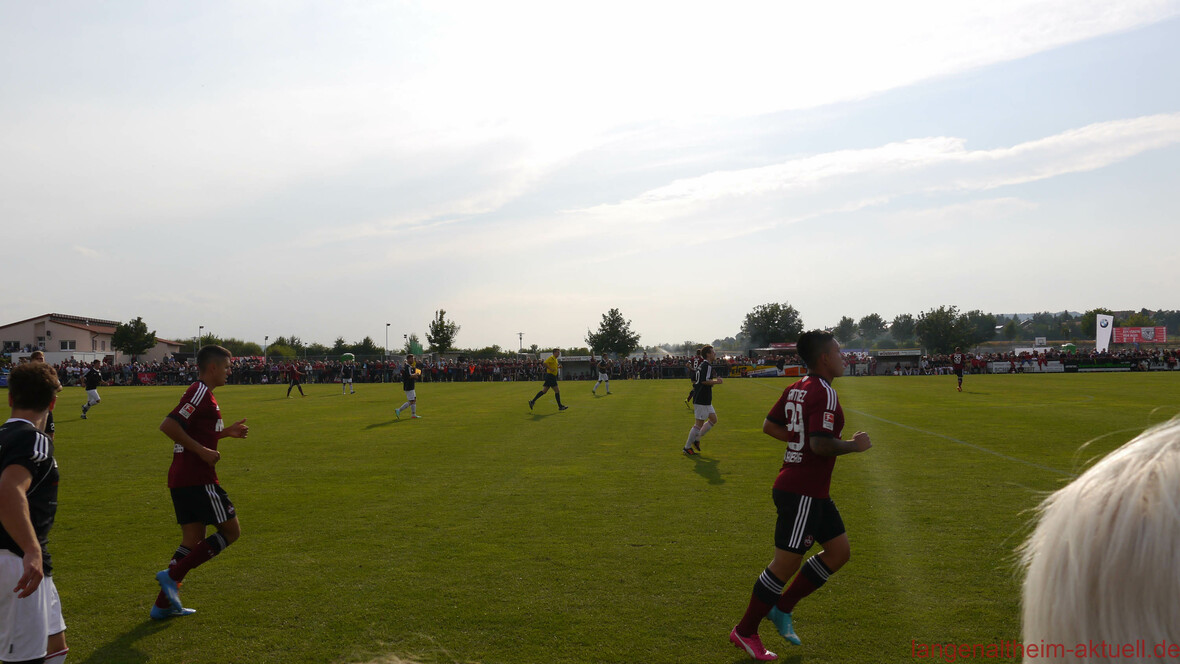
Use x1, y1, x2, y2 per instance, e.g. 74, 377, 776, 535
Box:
26, 373, 1180, 663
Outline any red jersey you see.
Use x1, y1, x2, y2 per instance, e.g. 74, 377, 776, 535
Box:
166, 381, 223, 488
952, 353, 965, 370
768, 375, 844, 499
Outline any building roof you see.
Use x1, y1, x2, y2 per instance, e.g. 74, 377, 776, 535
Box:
0, 312, 122, 332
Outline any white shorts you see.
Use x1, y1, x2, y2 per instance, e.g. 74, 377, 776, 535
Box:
404, 390, 416, 400
342, 378, 353, 384
598, 373, 609, 381
693, 404, 716, 420
0, 551, 66, 661
85, 389, 100, 404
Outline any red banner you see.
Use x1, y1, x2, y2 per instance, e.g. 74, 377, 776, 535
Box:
1112, 327, 1168, 344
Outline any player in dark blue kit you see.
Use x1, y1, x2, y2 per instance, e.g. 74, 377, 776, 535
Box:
1, 362, 69, 664
395, 355, 421, 419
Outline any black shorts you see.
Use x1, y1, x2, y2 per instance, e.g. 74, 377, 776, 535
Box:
543, 374, 558, 388
171, 484, 236, 525
773, 489, 845, 554
954, 368, 963, 378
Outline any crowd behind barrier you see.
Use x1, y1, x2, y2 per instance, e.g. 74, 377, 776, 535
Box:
22, 347, 1180, 388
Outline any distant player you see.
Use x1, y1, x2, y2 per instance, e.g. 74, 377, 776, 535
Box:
395, 355, 421, 419
341, 360, 356, 395
29, 351, 55, 442
80, 360, 102, 419
151, 345, 250, 619
529, 349, 568, 411
684, 349, 701, 409
286, 361, 305, 398
1, 362, 68, 664
592, 355, 611, 395
729, 331, 872, 660
683, 345, 722, 455
951, 347, 965, 392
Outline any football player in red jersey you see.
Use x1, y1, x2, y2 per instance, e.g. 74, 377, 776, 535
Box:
729, 331, 872, 660
952, 347, 966, 392
150, 345, 249, 619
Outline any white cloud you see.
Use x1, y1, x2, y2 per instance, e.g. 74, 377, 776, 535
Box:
573, 113, 1180, 228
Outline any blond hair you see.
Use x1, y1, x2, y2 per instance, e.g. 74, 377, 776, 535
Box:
1020, 419, 1180, 660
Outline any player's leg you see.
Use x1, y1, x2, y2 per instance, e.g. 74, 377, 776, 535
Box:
43, 583, 67, 663
530, 385, 549, 409
771, 500, 848, 643
698, 410, 718, 441
605, 377, 610, 394
733, 545, 802, 656
554, 385, 566, 409
592, 377, 601, 394
409, 398, 418, 417
683, 417, 705, 454
287, 382, 294, 397
298, 382, 305, 396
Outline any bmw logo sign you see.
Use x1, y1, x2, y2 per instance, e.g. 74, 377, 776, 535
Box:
1100, 319, 1110, 327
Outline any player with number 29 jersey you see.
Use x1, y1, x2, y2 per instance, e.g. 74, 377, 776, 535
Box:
766, 375, 844, 499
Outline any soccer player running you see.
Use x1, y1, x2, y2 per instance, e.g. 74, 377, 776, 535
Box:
1, 362, 69, 664
683, 345, 722, 455
394, 355, 421, 419
80, 360, 102, 419
591, 355, 611, 395
951, 347, 966, 392
286, 361, 305, 398
729, 331, 872, 661
529, 349, 568, 411
151, 345, 249, 619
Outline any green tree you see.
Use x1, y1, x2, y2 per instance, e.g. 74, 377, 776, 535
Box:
1122, 311, 1157, 327
858, 313, 886, 340
956, 310, 997, 348
585, 308, 642, 356
1002, 319, 1020, 341
351, 336, 380, 356
740, 302, 804, 347
890, 313, 916, 342
266, 343, 296, 359
403, 333, 423, 354
331, 337, 349, 354
915, 306, 960, 353
833, 316, 857, 344
426, 310, 460, 353
111, 316, 157, 359
306, 342, 331, 357
205, 336, 262, 356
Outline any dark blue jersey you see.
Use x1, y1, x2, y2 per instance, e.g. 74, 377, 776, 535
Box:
0, 419, 59, 574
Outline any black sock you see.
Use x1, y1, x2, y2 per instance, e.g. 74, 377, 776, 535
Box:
533, 391, 545, 402
556, 393, 564, 407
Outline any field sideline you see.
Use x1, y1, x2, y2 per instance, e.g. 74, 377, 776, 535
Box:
20, 373, 1180, 663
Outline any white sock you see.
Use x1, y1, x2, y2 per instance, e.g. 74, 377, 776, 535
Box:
605, 380, 610, 391
593, 380, 601, 392
684, 426, 700, 449
410, 403, 417, 416
397, 402, 409, 413
699, 421, 714, 438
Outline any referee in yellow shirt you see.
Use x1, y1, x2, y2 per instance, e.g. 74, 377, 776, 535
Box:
529, 349, 568, 411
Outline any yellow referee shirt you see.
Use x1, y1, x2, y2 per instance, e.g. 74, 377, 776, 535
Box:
543, 355, 560, 376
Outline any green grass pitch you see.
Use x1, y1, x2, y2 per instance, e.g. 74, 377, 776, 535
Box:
27, 373, 1180, 663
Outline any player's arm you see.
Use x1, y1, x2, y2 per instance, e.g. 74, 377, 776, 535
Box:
809, 431, 872, 456
0, 464, 43, 597
219, 419, 249, 440
159, 417, 220, 466
762, 419, 791, 442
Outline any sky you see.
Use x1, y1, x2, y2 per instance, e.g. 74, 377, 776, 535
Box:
2, 1, 1179, 350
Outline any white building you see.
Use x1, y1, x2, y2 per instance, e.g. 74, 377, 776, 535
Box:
1, 313, 183, 364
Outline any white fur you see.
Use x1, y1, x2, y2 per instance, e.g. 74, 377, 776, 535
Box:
1021, 418, 1180, 661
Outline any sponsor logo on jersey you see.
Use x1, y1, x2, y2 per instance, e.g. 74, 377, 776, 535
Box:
803, 535, 814, 549
180, 403, 196, 419
823, 412, 835, 430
